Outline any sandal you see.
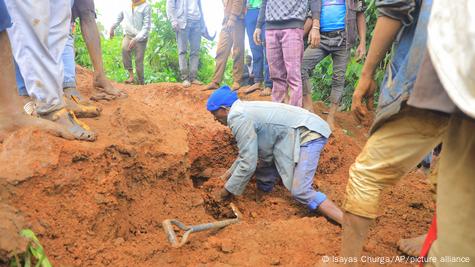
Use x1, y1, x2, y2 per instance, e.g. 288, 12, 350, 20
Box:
40, 108, 96, 142
64, 94, 101, 118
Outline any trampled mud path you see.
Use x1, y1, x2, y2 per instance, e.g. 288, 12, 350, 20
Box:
0, 67, 434, 266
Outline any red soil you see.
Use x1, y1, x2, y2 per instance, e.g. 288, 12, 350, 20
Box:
0, 67, 434, 266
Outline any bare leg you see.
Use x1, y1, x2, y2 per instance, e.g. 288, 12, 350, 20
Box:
398, 234, 427, 257
79, 14, 124, 96
317, 199, 343, 225
341, 212, 373, 263
327, 103, 338, 130
125, 69, 135, 84
0, 31, 73, 141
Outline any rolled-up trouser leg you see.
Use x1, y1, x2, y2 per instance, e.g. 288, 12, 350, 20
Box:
255, 162, 279, 192
62, 34, 76, 88
6, 0, 71, 115
291, 137, 328, 210
329, 48, 350, 104
428, 114, 475, 266
134, 39, 147, 84
343, 106, 449, 219
121, 36, 133, 72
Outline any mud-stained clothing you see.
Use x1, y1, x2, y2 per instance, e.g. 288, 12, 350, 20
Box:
6, 0, 72, 115
224, 100, 331, 209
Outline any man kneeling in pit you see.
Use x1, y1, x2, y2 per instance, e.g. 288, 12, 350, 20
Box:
206, 86, 343, 224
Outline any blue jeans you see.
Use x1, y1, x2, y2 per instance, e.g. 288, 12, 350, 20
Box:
62, 34, 76, 88
256, 137, 328, 210
244, 8, 272, 88
0, 0, 11, 32
16, 34, 76, 96
176, 19, 201, 81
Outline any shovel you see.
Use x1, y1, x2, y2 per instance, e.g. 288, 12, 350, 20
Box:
162, 203, 242, 248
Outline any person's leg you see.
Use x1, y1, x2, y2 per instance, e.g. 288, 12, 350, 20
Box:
428, 114, 475, 264
231, 19, 245, 90
0, 29, 73, 141
188, 20, 202, 83
291, 137, 343, 224
4, 0, 93, 141
177, 24, 189, 82
205, 26, 233, 90
341, 106, 449, 261
266, 30, 287, 103
74, 0, 122, 96
121, 36, 134, 83
62, 34, 77, 90
301, 46, 329, 112
244, 9, 263, 94
14, 61, 28, 96
6, 0, 67, 115
327, 48, 350, 129
262, 26, 273, 90
281, 28, 304, 107
135, 39, 148, 85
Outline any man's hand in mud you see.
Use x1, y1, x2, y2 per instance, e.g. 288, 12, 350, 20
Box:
254, 28, 262, 46
352, 75, 377, 124
128, 38, 137, 50
309, 28, 321, 48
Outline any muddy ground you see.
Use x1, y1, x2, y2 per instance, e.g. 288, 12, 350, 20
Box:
0, 67, 435, 266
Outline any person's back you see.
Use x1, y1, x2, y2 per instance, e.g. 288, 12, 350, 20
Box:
229, 100, 331, 139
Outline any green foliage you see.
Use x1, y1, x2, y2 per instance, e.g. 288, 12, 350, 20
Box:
10, 229, 52, 267
74, 0, 217, 84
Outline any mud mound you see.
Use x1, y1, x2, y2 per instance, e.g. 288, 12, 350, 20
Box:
0, 67, 435, 266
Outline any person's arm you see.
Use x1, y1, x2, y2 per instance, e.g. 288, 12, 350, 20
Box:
134, 5, 152, 42
109, 11, 124, 38
254, 0, 267, 45
166, 0, 178, 30
308, 0, 321, 48
303, 17, 313, 38
224, 115, 258, 196
355, 11, 367, 60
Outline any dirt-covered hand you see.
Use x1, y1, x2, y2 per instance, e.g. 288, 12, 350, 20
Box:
309, 29, 321, 48
253, 28, 262, 46
352, 75, 377, 124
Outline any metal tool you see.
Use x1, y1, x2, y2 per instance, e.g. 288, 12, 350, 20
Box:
162, 203, 242, 248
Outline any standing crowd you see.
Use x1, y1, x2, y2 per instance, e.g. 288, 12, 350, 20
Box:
0, 0, 473, 266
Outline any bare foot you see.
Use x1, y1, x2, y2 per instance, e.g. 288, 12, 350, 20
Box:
0, 111, 74, 141
327, 104, 338, 131
203, 82, 219, 91
94, 75, 127, 99
397, 234, 427, 257
231, 82, 241, 91
244, 82, 262, 94
259, 87, 272, 96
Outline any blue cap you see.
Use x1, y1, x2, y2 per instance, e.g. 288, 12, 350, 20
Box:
206, 85, 238, 112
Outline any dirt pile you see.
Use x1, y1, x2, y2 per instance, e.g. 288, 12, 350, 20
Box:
0, 67, 435, 266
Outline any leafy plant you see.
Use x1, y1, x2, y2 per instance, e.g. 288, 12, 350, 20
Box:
9, 229, 52, 267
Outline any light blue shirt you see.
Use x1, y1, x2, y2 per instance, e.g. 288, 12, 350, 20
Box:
224, 100, 331, 195
320, 0, 346, 32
